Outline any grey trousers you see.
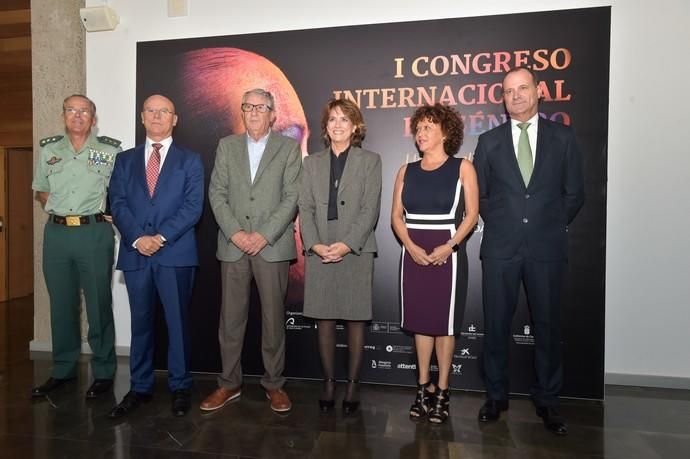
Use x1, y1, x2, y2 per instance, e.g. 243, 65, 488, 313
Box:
217, 255, 289, 391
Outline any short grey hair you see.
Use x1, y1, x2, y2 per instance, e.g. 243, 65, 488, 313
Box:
63, 94, 97, 115
241, 88, 275, 110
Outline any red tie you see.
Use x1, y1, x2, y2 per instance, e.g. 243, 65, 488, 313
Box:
146, 143, 162, 196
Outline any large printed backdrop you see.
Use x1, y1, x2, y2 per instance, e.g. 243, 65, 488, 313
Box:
137, 7, 609, 399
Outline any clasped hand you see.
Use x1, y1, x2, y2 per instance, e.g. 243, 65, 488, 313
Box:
231, 230, 268, 256
406, 242, 452, 266
135, 234, 164, 257
312, 242, 351, 263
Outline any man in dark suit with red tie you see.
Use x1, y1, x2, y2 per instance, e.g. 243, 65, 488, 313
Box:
473, 67, 585, 435
107, 94, 204, 418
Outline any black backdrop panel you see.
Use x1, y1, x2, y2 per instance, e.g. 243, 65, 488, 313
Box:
138, 7, 609, 399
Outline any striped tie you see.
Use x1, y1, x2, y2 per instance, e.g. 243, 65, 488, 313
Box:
146, 143, 162, 196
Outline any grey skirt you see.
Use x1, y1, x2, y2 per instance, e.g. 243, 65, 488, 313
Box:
302, 220, 374, 320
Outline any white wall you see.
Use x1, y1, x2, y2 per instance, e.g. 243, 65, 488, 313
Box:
85, 0, 690, 386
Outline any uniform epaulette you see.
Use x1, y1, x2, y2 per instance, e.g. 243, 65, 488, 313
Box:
39, 135, 64, 147
97, 135, 122, 147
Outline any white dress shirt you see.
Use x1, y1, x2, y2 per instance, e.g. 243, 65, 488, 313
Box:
247, 130, 270, 183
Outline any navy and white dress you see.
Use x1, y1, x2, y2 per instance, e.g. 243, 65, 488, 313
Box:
400, 157, 468, 336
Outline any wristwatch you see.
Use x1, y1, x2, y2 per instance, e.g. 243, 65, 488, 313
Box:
446, 239, 459, 252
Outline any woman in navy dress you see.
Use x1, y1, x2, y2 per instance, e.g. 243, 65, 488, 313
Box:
391, 103, 479, 424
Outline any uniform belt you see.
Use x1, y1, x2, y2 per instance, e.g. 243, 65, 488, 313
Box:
50, 214, 106, 226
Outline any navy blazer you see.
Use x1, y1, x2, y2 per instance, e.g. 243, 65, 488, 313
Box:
473, 117, 584, 262
109, 142, 204, 271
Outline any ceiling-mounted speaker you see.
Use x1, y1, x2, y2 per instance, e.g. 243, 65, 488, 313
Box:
79, 6, 120, 32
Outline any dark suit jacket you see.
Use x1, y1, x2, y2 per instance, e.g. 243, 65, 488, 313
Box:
109, 142, 204, 271
473, 117, 584, 262
299, 146, 382, 255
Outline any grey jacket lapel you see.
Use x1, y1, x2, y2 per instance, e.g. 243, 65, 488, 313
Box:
314, 150, 330, 202
337, 146, 360, 195
252, 131, 279, 185
233, 135, 251, 186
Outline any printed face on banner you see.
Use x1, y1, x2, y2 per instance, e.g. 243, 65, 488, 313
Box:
502, 68, 542, 122
179, 48, 309, 155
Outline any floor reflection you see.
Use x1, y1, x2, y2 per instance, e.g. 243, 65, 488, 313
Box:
1, 296, 689, 458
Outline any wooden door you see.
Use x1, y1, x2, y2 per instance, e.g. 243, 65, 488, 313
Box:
0, 148, 6, 301
7, 147, 33, 298
0, 147, 33, 301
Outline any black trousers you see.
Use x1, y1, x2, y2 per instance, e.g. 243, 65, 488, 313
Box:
481, 251, 565, 407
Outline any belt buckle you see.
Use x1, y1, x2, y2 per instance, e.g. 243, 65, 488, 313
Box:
65, 216, 81, 226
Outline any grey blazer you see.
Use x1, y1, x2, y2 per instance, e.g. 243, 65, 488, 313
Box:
209, 131, 302, 262
299, 146, 382, 255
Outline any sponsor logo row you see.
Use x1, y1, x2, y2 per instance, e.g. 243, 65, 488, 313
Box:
287, 313, 535, 347
369, 361, 464, 375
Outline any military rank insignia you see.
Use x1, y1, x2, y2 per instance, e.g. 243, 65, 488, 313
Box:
46, 156, 62, 165
39, 135, 64, 147
88, 148, 115, 166
97, 135, 122, 148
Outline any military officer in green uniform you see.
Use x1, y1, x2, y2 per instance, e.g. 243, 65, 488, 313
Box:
31, 94, 122, 399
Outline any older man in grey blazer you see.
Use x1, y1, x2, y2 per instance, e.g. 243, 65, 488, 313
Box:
202, 88, 302, 413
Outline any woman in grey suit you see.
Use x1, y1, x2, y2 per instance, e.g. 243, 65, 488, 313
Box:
299, 99, 382, 414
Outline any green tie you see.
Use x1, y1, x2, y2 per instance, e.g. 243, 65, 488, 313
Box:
517, 122, 533, 186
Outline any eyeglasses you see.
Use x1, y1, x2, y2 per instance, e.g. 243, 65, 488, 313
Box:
241, 103, 272, 113
143, 108, 175, 116
63, 107, 93, 117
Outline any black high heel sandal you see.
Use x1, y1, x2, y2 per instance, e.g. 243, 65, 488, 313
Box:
342, 379, 360, 414
409, 381, 434, 420
428, 388, 450, 424
319, 378, 336, 412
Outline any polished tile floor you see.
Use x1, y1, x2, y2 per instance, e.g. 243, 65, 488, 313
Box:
1, 298, 689, 458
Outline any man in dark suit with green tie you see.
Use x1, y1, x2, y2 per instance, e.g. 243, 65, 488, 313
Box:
473, 67, 585, 435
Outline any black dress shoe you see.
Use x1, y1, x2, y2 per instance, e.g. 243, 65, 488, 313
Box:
319, 378, 336, 412
85, 379, 113, 399
31, 377, 74, 397
478, 399, 509, 422
536, 406, 568, 435
108, 391, 152, 419
342, 379, 360, 415
319, 398, 335, 412
172, 389, 191, 417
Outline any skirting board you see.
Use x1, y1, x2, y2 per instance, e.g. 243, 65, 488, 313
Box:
30, 340, 130, 356
604, 372, 690, 390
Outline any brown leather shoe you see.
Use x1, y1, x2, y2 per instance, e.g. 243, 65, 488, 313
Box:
199, 386, 241, 412
266, 388, 292, 413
